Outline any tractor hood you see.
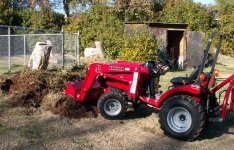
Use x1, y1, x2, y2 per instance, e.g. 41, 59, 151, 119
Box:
111, 61, 143, 67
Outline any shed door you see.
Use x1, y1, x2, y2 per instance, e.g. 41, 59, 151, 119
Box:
167, 30, 184, 63
186, 31, 205, 67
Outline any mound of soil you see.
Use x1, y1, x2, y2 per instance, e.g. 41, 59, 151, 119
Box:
8, 72, 47, 108
0, 68, 98, 119
51, 96, 98, 118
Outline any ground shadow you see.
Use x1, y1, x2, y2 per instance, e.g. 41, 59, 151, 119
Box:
123, 104, 158, 120
198, 114, 234, 140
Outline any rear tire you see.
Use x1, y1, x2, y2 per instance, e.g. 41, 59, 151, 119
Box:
159, 95, 205, 141
98, 92, 127, 120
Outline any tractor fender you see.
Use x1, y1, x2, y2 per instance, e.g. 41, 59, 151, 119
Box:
156, 84, 201, 109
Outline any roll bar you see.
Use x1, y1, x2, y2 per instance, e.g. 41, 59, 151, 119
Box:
196, 32, 223, 81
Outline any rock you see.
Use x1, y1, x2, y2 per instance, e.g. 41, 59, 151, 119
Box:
84, 41, 104, 58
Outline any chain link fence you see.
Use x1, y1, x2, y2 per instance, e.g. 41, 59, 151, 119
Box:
0, 25, 80, 74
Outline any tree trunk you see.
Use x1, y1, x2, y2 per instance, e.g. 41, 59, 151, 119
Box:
63, 0, 70, 22
28, 41, 52, 70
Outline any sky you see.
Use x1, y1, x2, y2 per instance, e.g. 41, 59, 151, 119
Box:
193, 0, 215, 5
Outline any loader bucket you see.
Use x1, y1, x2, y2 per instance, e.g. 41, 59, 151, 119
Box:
65, 79, 103, 103
64, 80, 84, 100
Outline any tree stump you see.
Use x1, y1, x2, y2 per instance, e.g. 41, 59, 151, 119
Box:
28, 41, 52, 70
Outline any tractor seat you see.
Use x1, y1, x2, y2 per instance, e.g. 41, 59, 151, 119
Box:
170, 65, 201, 86
170, 77, 190, 86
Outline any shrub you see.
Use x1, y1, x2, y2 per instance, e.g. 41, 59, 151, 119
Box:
118, 31, 159, 62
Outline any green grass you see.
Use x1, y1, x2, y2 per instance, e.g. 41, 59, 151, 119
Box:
159, 69, 193, 91
224, 67, 234, 72
0, 64, 25, 76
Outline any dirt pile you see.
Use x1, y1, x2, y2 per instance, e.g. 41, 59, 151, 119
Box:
42, 92, 98, 118
0, 66, 98, 118
9, 72, 48, 107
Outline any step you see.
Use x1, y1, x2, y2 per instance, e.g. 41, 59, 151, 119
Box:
209, 117, 223, 122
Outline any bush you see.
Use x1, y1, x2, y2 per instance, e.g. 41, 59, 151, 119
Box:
46, 65, 88, 92
118, 31, 159, 62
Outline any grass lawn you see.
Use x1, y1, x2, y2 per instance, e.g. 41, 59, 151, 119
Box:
0, 64, 25, 76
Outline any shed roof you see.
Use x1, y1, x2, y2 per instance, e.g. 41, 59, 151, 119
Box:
125, 22, 188, 29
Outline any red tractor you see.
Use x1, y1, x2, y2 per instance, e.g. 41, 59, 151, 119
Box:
65, 32, 234, 140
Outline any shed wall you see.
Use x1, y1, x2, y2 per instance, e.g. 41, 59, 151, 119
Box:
186, 31, 205, 67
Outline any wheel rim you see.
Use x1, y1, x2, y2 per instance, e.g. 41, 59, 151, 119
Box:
167, 107, 192, 133
104, 99, 122, 116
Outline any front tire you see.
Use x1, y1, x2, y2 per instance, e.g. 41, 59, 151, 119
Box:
159, 95, 205, 141
98, 92, 127, 120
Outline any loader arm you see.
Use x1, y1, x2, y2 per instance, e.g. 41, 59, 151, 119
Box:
210, 74, 234, 121
64, 63, 104, 103
78, 63, 103, 102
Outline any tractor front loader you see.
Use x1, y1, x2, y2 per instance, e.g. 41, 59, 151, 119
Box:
65, 61, 169, 119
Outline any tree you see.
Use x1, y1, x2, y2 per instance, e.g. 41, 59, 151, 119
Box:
215, 0, 234, 56
0, 0, 15, 25
7, 0, 22, 9
114, 0, 164, 22
24, 0, 64, 30
63, 0, 70, 19
64, 5, 124, 58
160, 0, 213, 32
53, 0, 93, 19
18, 9, 64, 30
0, 0, 64, 29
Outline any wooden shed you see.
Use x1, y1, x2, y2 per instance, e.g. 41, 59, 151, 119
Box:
125, 22, 205, 68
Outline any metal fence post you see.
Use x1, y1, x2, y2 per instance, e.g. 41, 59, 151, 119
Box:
23, 34, 26, 66
77, 30, 80, 66
61, 28, 65, 68
8, 27, 11, 71
75, 33, 77, 65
